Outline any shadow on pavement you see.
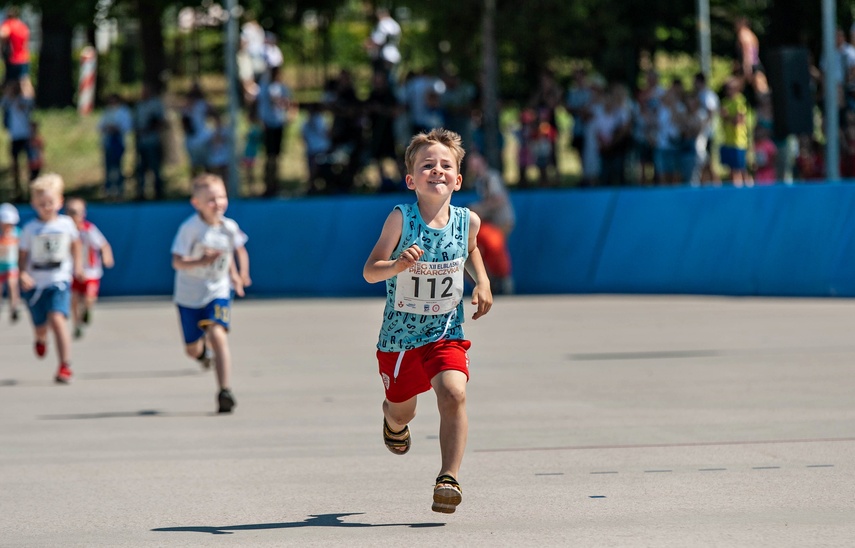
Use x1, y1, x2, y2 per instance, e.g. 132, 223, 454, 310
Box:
152, 513, 445, 535
39, 410, 214, 420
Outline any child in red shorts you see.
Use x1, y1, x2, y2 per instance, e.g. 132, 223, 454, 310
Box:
65, 197, 114, 339
363, 128, 493, 514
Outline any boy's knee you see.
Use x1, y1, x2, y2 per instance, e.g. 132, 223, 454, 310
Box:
442, 386, 466, 405
436, 384, 466, 410
383, 400, 416, 425
184, 342, 203, 358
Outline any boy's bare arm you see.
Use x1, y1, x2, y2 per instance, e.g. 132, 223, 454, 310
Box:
71, 238, 84, 280
100, 242, 115, 269
18, 248, 33, 291
229, 259, 245, 297
464, 211, 492, 320
363, 209, 423, 283
235, 245, 251, 286
172, 250, 220, 270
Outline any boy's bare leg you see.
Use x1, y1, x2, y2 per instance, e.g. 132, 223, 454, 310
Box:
206, 323, 231, 389
383, 397, 417, 429
71, 291, 81, 331
431, 370, 468, 479
184, 338, 205, 363
8, 277, 20, 313
34, 324, 48, 345
383, 396, 417, 453
48, 312, 71, 364
84, 294, 98, 322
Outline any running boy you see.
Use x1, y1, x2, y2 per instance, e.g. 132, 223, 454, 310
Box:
65, 197, 114, 339
363, 128, 493, 514
18, 174, 83, 383
0, 202, 21, 322
171, 174, 250, 413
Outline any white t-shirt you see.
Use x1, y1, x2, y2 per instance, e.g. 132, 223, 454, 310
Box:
79, 221, 108, 280
19, 215, 79, 288
171, 214, 247, 308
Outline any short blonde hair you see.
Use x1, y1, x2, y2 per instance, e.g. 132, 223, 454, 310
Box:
30, 173, 65, 197
191, 173, 226, 197
404, 128, 466, 175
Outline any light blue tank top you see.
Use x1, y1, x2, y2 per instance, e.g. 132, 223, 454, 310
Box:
0, 226, 19, 272
377, 203, 470, 352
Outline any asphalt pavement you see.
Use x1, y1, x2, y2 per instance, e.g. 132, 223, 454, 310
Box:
2, 295, 854, 547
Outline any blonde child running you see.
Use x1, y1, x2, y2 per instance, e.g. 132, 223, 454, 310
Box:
363, 128, 493, 513
65, 197, 114, 339
18, 174, 83, 383
171, 174, 250, 413
0, 202, 21, 322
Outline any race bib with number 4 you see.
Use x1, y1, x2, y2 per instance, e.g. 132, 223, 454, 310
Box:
30, 233, 70, 269
394, 257, 465, 315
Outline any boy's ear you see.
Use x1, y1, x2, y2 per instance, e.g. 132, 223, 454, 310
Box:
405, 174, 415, 189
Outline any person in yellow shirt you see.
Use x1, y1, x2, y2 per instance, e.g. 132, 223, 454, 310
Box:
719, 78, 753, 187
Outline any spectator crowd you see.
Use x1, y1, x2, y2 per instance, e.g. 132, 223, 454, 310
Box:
1, 11, 852, 204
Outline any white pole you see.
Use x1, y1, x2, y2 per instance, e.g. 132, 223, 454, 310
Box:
823, 0, 840, 181
697, 0, 711, 80
224, 0, 241, 196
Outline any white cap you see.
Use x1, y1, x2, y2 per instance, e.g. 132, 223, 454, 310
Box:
0, 202, 20, 224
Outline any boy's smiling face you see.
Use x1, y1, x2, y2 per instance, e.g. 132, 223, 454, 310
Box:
31, 190, 63, 222
405, 143, 462, 198
191, 182, 228, 224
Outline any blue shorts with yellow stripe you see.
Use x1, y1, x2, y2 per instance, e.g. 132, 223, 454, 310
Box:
177, 298, 230, 344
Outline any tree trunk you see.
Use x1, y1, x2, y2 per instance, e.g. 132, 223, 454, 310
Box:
136, 0, 167, 93
36, 13, 74, 108
481, 0, 501, 170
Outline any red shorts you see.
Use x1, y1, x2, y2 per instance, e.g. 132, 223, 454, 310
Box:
377, 339, 471, 403
72, 278, 100, 298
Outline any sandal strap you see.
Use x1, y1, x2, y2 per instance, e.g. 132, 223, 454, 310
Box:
435, 474, 461, 490
384, 419, 409, 439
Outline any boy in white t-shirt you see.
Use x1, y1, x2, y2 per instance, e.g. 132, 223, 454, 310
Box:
171, 174, 251, 413
18, 174, 83, 383
65, 197, 114, 339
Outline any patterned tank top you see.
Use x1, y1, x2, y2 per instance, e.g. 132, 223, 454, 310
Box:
377, 203, 470, 352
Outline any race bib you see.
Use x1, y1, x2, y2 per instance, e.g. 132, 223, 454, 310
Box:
30, 233, 70, 268
189, 242, 230, 280
394, 257, 465, 315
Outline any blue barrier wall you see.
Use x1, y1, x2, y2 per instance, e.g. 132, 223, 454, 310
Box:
12, 184, 855, 298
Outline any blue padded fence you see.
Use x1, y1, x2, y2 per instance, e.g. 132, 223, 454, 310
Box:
12, 183, 855, 298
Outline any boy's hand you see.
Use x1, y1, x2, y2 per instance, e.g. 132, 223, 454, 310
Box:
103, 257, 115, 269
241, 273, 252, 288
73, 266, 85, 281
231, 271, 245, 297
470, 283, 493, 320
395, 244, 423, 272
19, 272, 34, 292
199, 249, 221, 266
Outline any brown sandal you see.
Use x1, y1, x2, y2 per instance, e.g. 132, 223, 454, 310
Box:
432, 474, 462, 513
383, 419, 411, 455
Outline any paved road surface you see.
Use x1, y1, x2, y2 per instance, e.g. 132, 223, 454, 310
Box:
2, 295, 854, 547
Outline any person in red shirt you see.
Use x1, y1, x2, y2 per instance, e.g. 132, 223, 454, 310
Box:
0, 7, 30, 85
